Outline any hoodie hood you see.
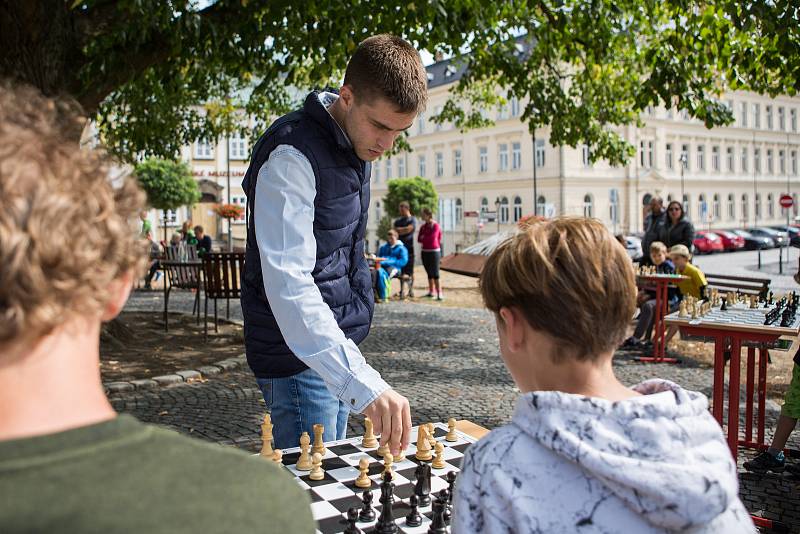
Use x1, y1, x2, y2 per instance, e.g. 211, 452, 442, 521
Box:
512, 379, 740, 531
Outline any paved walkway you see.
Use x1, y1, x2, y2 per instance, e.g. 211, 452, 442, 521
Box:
116, 290, 800, 530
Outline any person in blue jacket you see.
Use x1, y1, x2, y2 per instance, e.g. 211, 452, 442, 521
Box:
378, 229, 409, 278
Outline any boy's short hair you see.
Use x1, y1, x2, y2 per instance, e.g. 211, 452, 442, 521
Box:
0, 84, 147, 349
194, 225, 204, 234
650, 241, 667, 254
344, 34, 428, 114
480, 217, 636, 362
669, 244, 691, 259
387, 229, 399, 237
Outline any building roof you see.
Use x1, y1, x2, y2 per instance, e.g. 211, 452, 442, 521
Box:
425, 36, 531, 90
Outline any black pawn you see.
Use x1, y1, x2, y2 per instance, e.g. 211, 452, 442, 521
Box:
344, 507, 363, 534
438, 489, 451, 521
414, 462, 432, 507
405, 494, 423, 527
376, 472, 397, 534
359, 489, 376, 522
427, 496, 447, 534
720, 297, 727, 311
446, 471, 457, 507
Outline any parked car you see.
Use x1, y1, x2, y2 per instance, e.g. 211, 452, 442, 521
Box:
693, 231, 725, 254
749, 227, 787, 248
731, 229, 773, 250
623, 235, 643, 261
771, 225, 800, 247
714, 230, 746, 251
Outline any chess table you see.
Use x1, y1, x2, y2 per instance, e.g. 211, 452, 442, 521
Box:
635, 273, 688, 363
273, 420, 487, 534
665, 302, 800, 460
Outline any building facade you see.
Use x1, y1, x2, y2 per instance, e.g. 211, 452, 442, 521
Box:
370, 59, 800, 255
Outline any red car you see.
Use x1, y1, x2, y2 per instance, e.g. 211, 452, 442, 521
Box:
693, 231, 725, 254
714, 230, 746, 251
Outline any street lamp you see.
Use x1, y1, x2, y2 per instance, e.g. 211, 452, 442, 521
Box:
494, 197, 501, 233
532, 125, 538, 216
679, 152, 688, 201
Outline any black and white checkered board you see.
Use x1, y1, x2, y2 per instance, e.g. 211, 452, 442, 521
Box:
278, 422, 475, 534
667, 303, 800, 333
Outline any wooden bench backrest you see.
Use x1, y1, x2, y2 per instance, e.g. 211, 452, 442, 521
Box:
164, 245, 200, 288
704, 272, 771, 298
202, 252, 245, 299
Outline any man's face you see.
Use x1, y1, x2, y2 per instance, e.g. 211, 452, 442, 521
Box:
399, 204, 410, 216
651, 250, 666, 265
337, 86, 418, 162
650, 199, 663, 215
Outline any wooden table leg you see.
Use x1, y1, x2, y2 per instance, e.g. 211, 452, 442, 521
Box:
712, 337, 725, 424
727, 336, 742, 460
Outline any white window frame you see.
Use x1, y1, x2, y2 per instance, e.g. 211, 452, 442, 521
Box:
512, 142, 522, 170
513, 196, 523, 222
498, 143, 509, 171
696, 145, 705, 171
583, 194, 594, 218
454, 149, 462, 176
194, 139, 215, 159
435, 152, 443, 177
397, 157, 406, 178
665, 143, 673, 170
535, 139, 545, 168
499, 197, 509, 223
726, 146, 734, 172
479, 147, 488, 173
418, 155, 426, 178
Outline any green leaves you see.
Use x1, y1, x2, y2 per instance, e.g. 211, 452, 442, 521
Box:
134, 158, 200, 211
383, 177, 439, 218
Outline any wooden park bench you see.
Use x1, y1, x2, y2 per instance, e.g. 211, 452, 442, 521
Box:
162, 244, 201, 332
703, 273, 771, 300
201, 251, 245, 340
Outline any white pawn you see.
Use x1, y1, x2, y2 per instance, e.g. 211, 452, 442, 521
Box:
376, 442, 390, 458
355, 457, 372, 488
383, 452, 394, 477
309, 452, 324, 480
446, 418, 458, 442
432, 442, 446, 469
271, 449, 283, 464
296, 431, 312, 471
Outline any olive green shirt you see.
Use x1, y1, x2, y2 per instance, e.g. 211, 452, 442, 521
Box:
0, 415, 314, 533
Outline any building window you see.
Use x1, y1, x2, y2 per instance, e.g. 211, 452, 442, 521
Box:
480, 196, 489, 216
375, 201, 382, 223
512, 142, 522, 170
498, 144, 509, 171
780, 150, 786, 174
435, 152, 443, 177
713, 193, 721, 220
681, 144, 690, 170
754, 148, 761, 173
583, 194, 594, 218
582, 144, 591, 167
609, 189, 620, 227
755, 193, 761, 220
740, 101, 748, 127
712, 146, 720, 171
374, 161, 381, 182
454, 150, 462, 176
741, 193, 749, 221
513, 196, 523, 222
497, 102, 509, 120
792, 109, 798, 132
397, 157, 406, 178
535, 139, 546, 168
766, 105, 774, 129
728, 193, 735, 220
194, 139, 215, 159
640, 140, 653, 168
682, 193, 690, 215
499, 197, 509, 223
385, 158, 393, 179
741, 147, 748, 173
230, 196, 247, 223
511, 97, 520, 117
768, 193, 775, 218
726, 146, 734, 172
479, 147, 488, 173
434, 106, 443, 131
228, 133, 248, 159
698, 193, 706, 221
418, 155, 426, 178
753, 103, 761, 128
696, 145, 705, 171
792, 150, 798, 175
665, 143, 673, 170
779, 107, 786, 131
767, 149, 774, 174
536, 195, 546, 216
417, 113, 425, 135
455, 198, 463, 224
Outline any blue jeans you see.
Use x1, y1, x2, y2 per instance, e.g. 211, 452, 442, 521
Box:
256, 368, 349, 449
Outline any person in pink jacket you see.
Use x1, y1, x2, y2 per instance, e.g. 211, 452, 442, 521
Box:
418, 207, 443, 300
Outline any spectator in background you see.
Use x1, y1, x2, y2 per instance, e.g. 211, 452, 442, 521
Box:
169, 232, 182, 247
378, 229, 409, 280
180, 220, 197, 245
195, 225, 212, 256
641, 196, 667, 265
143, 230, 162, 290
418, 207, 443, 300
393, 201, 416, 297
661, 200, 695, 251
139, 211, 152, 238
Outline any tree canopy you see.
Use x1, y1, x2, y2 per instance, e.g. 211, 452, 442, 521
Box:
2, 1, 797, 165
135, 157, 200, 240
383, 177, 439, 218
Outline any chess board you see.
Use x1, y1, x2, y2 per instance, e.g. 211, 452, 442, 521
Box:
277, 422, 475, 534
665, 303, 800, 336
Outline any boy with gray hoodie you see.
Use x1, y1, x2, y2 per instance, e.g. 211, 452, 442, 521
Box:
452, 217, 755, 533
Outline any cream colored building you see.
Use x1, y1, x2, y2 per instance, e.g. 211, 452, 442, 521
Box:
370, 59, 800, 255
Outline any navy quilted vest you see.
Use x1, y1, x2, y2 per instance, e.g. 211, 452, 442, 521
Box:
240, 91, 374, 379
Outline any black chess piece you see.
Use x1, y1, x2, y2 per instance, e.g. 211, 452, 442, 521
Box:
427, 494, 448, 534
445, 471, 457, 508
438, 489, 451, 521
414, 462, 432, 507
358, 489, 376, 522
720, 297, 727, 311
405, 494, 423, 527
344, 507, 363, 534
375, 472, 398, 534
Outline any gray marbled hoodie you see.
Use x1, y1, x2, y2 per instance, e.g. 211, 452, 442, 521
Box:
452, 379, 755, 533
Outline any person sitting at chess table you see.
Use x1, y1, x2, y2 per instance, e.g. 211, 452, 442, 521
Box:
664, 244, 708, 345
0, 84, 314, 533
620, 240, 680, 350
373, 229, 409, 302
452, 217, 755, 533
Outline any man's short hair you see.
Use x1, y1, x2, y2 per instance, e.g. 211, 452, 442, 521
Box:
399, 201, 410, 210
0, 84, 147, 349
343, 34, 428, 114
650, 241, 667, 254
480, 217, 636, 362
194, 225, 204, 234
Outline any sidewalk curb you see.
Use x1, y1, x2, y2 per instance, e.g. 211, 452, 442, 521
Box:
103, 312, 247, 395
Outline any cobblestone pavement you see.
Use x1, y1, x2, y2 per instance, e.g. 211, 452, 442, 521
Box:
116, 290, 800, 531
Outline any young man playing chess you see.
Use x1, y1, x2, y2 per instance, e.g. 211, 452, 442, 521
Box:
0, 85, 314, 532
452, 217, 755, 533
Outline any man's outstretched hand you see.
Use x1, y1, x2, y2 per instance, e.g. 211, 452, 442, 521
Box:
362, 389, 412, 457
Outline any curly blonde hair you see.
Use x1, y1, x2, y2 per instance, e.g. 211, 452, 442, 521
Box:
0, 84, 148, 348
